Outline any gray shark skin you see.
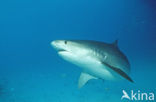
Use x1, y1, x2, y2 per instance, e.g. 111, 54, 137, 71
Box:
51, 40, 133, 88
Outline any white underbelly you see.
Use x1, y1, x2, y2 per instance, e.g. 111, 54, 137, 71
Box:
80, 62, 117, 80
58, 52, 122, 81
73, 56, 121, 81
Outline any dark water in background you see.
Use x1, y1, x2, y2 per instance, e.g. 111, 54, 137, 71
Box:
0, 0, 156, 102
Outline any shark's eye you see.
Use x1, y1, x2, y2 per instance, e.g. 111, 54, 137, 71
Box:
64, 41, 67, 44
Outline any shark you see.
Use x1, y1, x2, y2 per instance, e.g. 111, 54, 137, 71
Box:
51, 40, 133, 88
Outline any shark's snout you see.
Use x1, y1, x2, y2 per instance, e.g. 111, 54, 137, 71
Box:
51, 40, 61, 48
51, 40, 67, 52
51, 40, 58, 47
51, 40, 59, 50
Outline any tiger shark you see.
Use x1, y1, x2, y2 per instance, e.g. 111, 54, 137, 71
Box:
51, 40, 133, 88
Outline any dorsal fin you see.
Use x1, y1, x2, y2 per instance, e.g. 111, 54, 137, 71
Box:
112, 40, 118, 47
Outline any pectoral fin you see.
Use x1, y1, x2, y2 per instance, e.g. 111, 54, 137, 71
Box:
102, 62, 134, 83
78, 72, 97, 89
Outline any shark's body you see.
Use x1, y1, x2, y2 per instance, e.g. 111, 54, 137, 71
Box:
51, 40, 133, 88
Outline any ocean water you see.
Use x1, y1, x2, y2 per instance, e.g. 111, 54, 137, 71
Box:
0, 0, 156, 102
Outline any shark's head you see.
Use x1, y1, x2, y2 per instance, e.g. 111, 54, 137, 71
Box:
51, 40, 90, 63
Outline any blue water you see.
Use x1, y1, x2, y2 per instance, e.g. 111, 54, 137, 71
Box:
0, 0, 156, 102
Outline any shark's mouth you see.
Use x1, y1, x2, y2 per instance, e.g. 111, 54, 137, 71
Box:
58, 49, 67, 52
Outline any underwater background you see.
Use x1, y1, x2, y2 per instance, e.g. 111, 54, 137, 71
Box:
0, 0, 156, 102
